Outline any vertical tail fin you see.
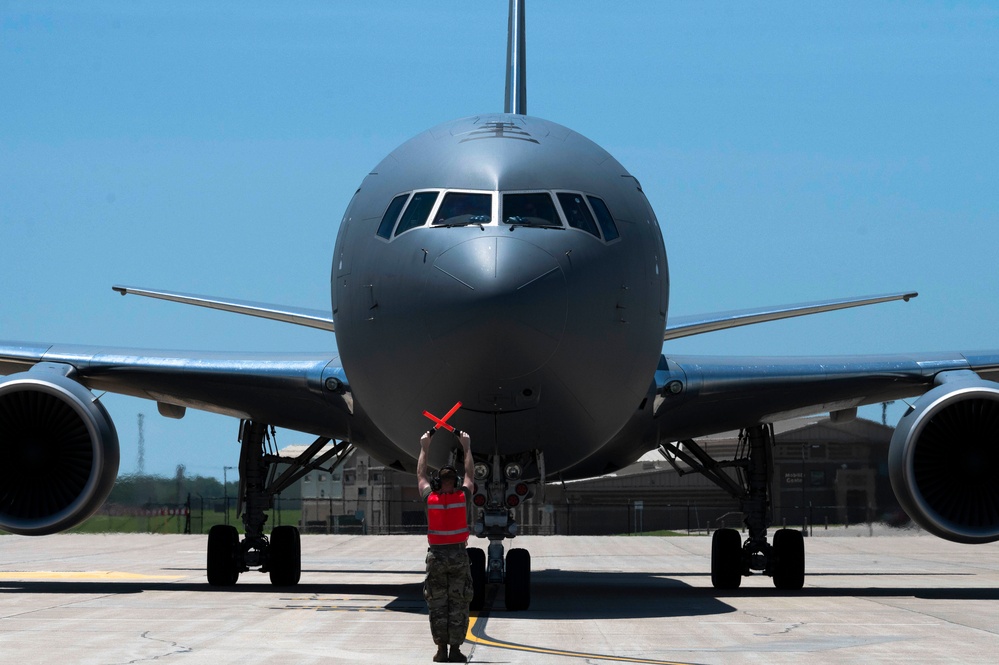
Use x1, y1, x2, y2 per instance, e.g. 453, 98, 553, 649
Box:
504, 0, 527, 115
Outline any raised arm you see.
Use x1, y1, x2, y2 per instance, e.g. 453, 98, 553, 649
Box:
417, 429, 433, 497
459, 431, 474, 494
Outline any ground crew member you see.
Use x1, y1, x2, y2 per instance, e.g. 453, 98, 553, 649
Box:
418, 428, 475, 662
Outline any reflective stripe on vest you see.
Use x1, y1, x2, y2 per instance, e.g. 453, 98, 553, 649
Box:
426, 490, 469, 545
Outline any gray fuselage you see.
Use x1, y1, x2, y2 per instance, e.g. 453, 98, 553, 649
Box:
332, 114, 668, 474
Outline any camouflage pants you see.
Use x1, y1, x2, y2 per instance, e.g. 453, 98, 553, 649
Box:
424, 545, 474, 646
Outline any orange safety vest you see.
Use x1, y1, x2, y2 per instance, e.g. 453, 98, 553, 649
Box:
426, 490, 469, 546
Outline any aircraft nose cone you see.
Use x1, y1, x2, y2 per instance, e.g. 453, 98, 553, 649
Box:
422, 236, 566, 380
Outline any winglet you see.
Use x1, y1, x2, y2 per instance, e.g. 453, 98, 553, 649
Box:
113, 285, 335, 332
663, 291, 918, 341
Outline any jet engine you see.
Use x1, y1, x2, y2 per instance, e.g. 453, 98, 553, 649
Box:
0, 371, 119, 535
889, 376, 999, 544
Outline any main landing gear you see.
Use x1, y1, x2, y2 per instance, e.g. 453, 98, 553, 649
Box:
206, 420, 354, 587
465, 451, 539, 611
660, 424, 805, 590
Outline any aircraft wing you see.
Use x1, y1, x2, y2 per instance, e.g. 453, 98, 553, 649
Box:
663, 291, 918, 341
653, 350, 999, 441
111, 285, 335, 332
0, 342, 353, 439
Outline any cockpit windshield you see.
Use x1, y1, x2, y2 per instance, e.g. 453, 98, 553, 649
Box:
433, 192, 492, 227
376, 194, 409, 239
502, 192, 562, 228
395, 191, 440, 235
374, 188, 620, 242
556, 192, 599, 237
587, 195, 619, 241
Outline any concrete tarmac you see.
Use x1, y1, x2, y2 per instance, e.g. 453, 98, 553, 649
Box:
1, 532, 998, 664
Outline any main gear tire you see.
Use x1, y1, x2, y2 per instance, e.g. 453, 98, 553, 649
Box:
269, 525, 302, 586
207, 524, 240, 586
772, 528, 805, 590
711, 528, 743, 590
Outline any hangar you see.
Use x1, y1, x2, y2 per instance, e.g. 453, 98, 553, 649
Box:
280, 415, 904, 536
538, 416, 903, 535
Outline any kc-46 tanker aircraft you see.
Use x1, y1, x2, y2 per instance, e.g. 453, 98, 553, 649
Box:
2, 1, 998, 611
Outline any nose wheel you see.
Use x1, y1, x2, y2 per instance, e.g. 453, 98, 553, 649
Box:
468, 547, 486, 610
467, 545, 531, 611
504, 548, 531, 610
467, 451, 541, 610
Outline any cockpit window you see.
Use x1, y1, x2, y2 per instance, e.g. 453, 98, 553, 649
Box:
395, 191, 440, 235
502, 192, 562, 228
587, 196, 620, 241
372, 189, 617, 240
376, 194, 409, 239
556, 193, 600, 238
433, 192, 492, 226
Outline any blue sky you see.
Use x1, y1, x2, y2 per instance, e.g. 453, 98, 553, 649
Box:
2, 1, 997, 479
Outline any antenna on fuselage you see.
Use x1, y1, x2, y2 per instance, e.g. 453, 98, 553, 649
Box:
504, 0, 527, 115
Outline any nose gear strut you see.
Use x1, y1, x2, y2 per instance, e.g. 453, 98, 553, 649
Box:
467, 450, 541, 611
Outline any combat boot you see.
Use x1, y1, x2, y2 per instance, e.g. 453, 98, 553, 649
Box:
448, 644, 467, 662
433, 644, 448, 662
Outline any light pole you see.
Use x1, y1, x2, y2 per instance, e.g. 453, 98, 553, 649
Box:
223, 466, 235, 526
801, 445, 808, 534
801, 443, 821, 535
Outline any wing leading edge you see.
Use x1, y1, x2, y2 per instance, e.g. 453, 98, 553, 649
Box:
664, 291, 918, 341
112, 285, 335, 332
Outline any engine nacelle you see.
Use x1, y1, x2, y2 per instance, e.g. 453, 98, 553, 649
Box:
889, 376, 999, 544
0, 370, 119, 535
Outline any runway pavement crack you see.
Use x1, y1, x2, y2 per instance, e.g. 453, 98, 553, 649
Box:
769, 621, 804, 636
114, 631, 193, 664
743, 610, 805, 637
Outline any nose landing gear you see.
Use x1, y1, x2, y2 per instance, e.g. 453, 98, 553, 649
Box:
467, 452, 539, 610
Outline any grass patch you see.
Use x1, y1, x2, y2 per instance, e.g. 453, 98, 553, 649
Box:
68, 508, 304, 535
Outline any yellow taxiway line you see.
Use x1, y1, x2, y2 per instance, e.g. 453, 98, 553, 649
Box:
466, 613, 699, 665
0, 571, 183, 581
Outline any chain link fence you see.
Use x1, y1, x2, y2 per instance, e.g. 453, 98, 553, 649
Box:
73, 495, 909, 536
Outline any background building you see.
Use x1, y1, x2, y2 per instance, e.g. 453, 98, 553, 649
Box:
517, 416, 903, 535
278, 416, 904, 536
276, 445, 423, 533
